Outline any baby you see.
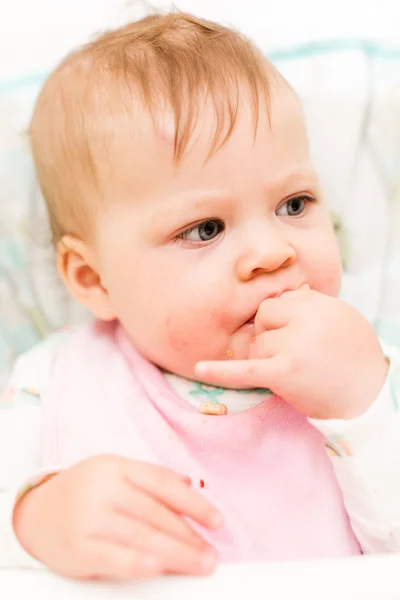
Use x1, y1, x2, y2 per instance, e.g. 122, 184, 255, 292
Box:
1, 10, 400, 582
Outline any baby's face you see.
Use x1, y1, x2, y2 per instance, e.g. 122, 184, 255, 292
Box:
92, 82, 341, 379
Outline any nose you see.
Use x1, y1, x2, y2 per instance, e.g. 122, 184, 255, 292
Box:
235, 225, 296, 281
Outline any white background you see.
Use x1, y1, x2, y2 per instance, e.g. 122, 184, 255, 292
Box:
1, 3, 400, 597
0, 0, 400, 81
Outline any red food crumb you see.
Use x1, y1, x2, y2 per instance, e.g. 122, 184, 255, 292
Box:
200, 479, 205, 488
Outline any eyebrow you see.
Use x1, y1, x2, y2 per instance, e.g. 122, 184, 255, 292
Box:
267, 167, 319, 193
149, 166, 319, 223
179, 168, 319, 209
158, 189, 236, 214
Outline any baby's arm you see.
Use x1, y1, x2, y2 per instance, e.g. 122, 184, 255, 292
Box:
0, 339, 66, 567
195, 290, 400, 553
0, 379, 49, 567
1, 340, 221, 579
310, 341, 400, 553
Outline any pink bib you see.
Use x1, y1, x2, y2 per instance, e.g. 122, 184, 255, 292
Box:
41, 320, 360, 561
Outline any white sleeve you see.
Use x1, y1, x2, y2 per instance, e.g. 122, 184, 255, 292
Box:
309, 340, 400, 553
0, 341, 61, 568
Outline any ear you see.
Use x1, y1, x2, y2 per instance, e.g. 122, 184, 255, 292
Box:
57, 235, 116, 321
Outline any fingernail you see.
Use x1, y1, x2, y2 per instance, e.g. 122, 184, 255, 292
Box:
192, 534, 209, 549
208, 511, 223, 529
195, 363, 208, 376
194, 363, 210, 379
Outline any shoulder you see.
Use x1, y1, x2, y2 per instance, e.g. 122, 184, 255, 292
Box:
5, 321, 113, 403
11, 331, 70, 391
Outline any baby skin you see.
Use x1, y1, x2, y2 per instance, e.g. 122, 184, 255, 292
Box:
14, 15, 388, 582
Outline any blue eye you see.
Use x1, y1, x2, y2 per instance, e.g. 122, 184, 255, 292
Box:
179, 219, 224, 242
277, 196, 310, 217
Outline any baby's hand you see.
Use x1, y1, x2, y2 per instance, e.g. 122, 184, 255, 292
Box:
196, 288, 388, 420
13, 455, 221, 580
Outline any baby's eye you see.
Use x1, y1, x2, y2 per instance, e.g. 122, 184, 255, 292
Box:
179, 219, 224, 242
276, 196, 310, 217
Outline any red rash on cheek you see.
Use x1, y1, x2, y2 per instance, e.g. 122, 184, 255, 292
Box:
165, 318, 191, 352
164, 308, 229, 356
167, 335, 190, 352
210, 308, 231, 330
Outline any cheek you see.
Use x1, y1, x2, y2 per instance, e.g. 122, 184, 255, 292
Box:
104, 245, 232, 371
155, 279, 232, 367
164, 312, 204, 353
163, 301, 225, 353
304, 233, 342, 297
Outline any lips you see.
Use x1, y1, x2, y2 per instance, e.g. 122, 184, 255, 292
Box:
242, 291, 286, 327
245, 315, 255, 326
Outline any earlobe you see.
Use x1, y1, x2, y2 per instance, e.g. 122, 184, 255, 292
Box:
57, 235, 116, 321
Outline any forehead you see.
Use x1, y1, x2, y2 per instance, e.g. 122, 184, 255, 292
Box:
96, 81, 311, 202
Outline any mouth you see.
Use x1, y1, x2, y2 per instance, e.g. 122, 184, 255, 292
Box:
244, 315, 256, 327
240, 283, 308, 329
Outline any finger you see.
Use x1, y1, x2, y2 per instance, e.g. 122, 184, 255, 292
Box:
120, 461, 223, 530
278, 283, 311, 296
254, 287, 313, 335
117, 486, 209, 550
254, 283, 312, 336
254, 298, 291, 335
94, 515, 217, 576
195, 357, 282, 390
249, 329, 282, 361
120, 460, 191, 487
85, 539, 162, 581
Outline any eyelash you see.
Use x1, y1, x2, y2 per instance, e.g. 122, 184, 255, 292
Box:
175, 219, 225, 247
276, 194, 315, 216
174, 195, 316, 247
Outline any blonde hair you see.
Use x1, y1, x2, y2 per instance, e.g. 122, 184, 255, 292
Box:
29, 11, 277, 243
